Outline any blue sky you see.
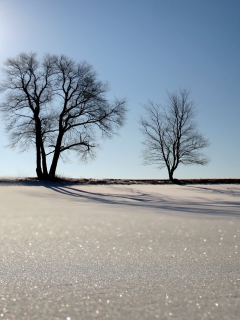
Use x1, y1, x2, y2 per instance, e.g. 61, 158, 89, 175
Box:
0, 0, 239, 179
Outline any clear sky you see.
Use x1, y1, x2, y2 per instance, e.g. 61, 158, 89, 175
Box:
0, 0, 239, 179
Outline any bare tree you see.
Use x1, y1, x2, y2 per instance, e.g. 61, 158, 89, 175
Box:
0, 53, 127, 179
140, 89, 209, 181
47, 55, 126, 178
0, 53, 56, 178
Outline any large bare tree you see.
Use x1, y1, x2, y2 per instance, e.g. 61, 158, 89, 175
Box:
140, 89, 209, 181
0, 53, 127, 179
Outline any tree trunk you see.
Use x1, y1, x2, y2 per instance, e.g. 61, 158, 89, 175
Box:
49, 150, 60, 178
35, 132, 43, 179
35, 116, 45, 179
40, 142, 48, 178
49, 133, 63, 178
167, 167, 174, 182
36, 151, 43, 179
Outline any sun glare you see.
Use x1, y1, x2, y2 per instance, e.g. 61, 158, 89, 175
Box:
0, 7, 8, 43
0, 2, 22, 45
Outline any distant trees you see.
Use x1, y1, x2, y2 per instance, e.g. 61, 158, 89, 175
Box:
140, 89, 209, 181
0, 53, 127, 179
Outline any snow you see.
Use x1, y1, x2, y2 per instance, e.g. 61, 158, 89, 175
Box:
1, 181, 239, 217
0, 182, 239, 319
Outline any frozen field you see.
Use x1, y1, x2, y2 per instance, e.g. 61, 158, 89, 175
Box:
0, 183, 239, 319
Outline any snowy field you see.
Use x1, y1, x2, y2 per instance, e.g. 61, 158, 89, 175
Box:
0, 182, 239, 319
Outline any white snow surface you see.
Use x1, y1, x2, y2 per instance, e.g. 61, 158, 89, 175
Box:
0, 183, 239, 319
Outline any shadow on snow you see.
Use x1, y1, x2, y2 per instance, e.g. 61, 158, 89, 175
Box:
43, 185, 240, 219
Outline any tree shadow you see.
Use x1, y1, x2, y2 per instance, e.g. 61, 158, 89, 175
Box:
1, 179, 239, 218
187, 185, 240, 197
44, 185, 240, 219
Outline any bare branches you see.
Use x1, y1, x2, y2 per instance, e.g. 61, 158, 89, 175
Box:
140, 89, 209, 180
47, 55, 127, 177
0, 52, 127, 179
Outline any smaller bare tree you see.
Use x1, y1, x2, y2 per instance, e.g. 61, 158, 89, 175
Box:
140, 89, 210, 181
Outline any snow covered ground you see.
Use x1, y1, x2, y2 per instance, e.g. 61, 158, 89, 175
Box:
0, 182, 239, 319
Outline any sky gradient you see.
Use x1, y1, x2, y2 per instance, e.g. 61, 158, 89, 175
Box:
0, 0, 239, 179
